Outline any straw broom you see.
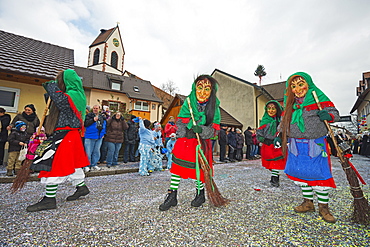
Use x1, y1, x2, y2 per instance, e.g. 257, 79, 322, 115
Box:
11, 98, 51, 193
313, 91, 369, 225
187, 98, 229, 207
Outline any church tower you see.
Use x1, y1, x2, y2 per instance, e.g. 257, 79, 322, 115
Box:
87, 25, 125, 75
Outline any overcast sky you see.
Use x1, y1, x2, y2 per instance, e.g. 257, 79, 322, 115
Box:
1, 0, 369, 115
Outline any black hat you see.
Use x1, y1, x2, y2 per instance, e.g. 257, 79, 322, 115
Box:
247, 126, 252, 130
25, 104, 36, 112
131, 115, 137, 120
144, 119, 151, 128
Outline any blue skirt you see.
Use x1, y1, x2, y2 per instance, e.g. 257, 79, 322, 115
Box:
284, 136, 333, 181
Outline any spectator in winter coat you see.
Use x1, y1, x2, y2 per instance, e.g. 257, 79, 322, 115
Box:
99, 105, 112, 164
218, 124, 228, 162
6, 121, 30, 176
235, 128, 244, 161
104, 112, 128, 168
244, 126, 253, 160
227, 127, 237, 162
251, 129, 259, 158
7, 104, 40, 136
83, 105, 106, 172
0, 107, 11, 166
123, 115, 139, 163
164, 116, 178, 145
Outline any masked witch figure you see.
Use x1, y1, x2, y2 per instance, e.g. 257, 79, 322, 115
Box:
279, 72, 340, 223
257, 100, 286, 187
26, 69, 90, 212
159, 75, 223, 211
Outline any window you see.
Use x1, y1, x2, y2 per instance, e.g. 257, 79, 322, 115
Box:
93, 48, 100, 65
0, 86, 20, 113
111, 51, 118, 69
102, 100, 126, 113
133, 86, 140, 92
134, 101, 149, 111
112, 82, 121, 90
152, 104, 156, 110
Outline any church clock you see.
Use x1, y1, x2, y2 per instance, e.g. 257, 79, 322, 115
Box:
113, 38, 119, 47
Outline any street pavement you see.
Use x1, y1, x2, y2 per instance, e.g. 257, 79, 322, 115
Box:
0, 155, 369, 246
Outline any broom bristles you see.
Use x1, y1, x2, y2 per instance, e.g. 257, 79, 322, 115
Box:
199, 155, 229, 207
342, 157, 370, 225
10, 159, 32, 194
352, 198, 370, 225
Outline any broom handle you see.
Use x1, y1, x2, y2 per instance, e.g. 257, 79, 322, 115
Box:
187, 98, 202, 145
312, 91, 348, 166
312, 92, 345, 161
187, 98, 212, 171
36, 97, 52, 135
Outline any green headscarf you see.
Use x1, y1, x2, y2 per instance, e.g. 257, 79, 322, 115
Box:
284, 72, 331, 132
178, 76, 220, 129
259, 100, 283, 136
62, 69, 87, 121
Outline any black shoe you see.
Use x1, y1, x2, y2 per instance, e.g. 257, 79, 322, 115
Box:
26, 196, 57, 212
159, 190, 178, 211
66, 185, 90, 201
191, 188, 206, 207
270, 175, 280, 187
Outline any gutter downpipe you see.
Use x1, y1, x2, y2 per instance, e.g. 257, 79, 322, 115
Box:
255, 92, 263, 128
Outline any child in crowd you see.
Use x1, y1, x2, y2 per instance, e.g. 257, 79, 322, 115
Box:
30, 126, 48, 143
137, 117, 155, 176
150, 122, 164, 172
27, 126, 48, 161
6, 121, 30, 176
166, 133, 177, 170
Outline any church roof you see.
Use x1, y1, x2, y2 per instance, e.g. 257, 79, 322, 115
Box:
0, 29, 74, 79
89, 27, 115, 47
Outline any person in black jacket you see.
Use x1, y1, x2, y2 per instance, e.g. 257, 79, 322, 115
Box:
227, 127, 237, 162
0, 107, 11, 166
244, 126, 253, 160
6, 121, 30, 176
123, 115, 139, 163
218, 124, 228, 162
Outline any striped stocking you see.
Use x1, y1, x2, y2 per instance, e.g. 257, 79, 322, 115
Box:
45, 184, 58, 198
169, 174, 181, 191
300, 185, 314, 200
313, 187, 330, 204
194, 180, 204, 190
271, 169, 280, 177
77, 181, 86, 187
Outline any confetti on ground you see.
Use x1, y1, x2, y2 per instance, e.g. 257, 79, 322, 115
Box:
0, 155, 369, 246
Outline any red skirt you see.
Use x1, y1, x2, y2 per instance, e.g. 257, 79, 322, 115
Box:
39, 130, 89, 178
170, 137, 213, 182
261, 144, 286, 170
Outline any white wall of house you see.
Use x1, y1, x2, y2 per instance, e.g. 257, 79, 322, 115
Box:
213, 72, 269, 130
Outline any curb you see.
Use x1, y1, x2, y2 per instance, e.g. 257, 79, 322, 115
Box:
0, 168, 139, 184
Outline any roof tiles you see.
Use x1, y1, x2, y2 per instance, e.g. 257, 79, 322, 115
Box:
0, 30, 74, 79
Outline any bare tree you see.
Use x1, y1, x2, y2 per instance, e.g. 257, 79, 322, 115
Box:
160, 80, 179, 96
